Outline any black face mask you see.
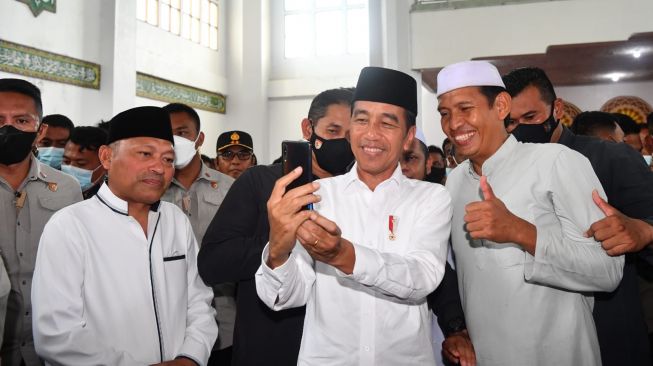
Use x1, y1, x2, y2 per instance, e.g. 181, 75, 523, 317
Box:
511, 105, 559, 144
309, 131, 354, 176
0, 125, 37, 165
425, 166, 446, 184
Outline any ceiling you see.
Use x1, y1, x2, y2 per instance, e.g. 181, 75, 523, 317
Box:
420, 32, 653, 93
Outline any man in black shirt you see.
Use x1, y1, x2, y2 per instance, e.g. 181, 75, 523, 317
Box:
503, 67, 653, 366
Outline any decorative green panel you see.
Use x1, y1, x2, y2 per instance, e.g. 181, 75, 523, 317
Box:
136, 72, 226, 114
17, 0, 56, 17
0, 39, 101, 89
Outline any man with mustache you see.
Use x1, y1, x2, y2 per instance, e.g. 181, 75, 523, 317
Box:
32, 106, 218, 366
0, 78, 82, 366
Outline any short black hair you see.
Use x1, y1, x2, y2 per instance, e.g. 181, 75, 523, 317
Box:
612, 113, 640, 135
0, 78, 43, 119
308, 88, 354, 126
502, 67, 557, 104
42, 114, 74, 133
571, 111, 618, 137
428, 145, 445, 159
69, 126, 108, 152
163, 103, 201, 132
479, 86, 508, 107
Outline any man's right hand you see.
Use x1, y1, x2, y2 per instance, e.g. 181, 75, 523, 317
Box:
267, 167, 321, 269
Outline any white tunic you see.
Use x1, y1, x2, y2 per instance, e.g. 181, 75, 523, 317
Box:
31, 183, 218, 366
256, 164, 452, 366
446, 136, 624, 366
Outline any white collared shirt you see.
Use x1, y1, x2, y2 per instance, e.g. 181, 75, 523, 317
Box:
32, 183, 218, 366
256, 164, 452, 366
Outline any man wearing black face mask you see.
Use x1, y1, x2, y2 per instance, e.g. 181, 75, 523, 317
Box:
197, 87, 354, 366
504, 67, 653, 366
0, 78, 82, 366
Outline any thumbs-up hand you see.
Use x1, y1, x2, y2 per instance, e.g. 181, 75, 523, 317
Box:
585, 189, 653, 256
464, 176, 536, 254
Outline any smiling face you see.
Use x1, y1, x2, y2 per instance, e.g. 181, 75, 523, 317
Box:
438, 86, 510, 172
99, 137, 175, 205
350, 101, 415, 187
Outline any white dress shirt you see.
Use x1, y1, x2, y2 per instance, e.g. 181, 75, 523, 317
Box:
31, 183, 218, 366
256, 164, 452, 366
446, 136, 624, 366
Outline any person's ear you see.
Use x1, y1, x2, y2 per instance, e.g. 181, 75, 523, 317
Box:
494, 91, 512, 121
301, 118, 312, 140
553, 98, 565, 120
196, 131, 205, 149
99, 145, 112, 170
403, 126, 416, 151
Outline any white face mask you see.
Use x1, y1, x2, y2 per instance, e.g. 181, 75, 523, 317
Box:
173, 134, 199, 169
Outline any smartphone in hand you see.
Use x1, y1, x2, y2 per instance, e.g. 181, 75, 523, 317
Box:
282, 140, 313, 210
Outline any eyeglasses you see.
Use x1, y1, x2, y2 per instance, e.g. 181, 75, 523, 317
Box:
218, 150, 253, 161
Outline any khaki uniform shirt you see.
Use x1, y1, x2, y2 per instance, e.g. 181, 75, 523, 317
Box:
0, 156, 82, 365
161, 163, 234, 349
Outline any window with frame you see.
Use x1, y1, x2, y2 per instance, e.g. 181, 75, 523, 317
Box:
137, 0, 219, 50
284, 0, 368, 59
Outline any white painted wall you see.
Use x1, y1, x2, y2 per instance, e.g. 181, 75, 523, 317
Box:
0, 0, 107, 125
0, 0, 230, 157
411, 0, 653, 69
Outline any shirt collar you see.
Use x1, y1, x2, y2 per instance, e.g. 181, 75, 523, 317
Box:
96, 182, 161, 216
31, 155, 55, 183
344, 162, 403, 192
473, 134, 518, 178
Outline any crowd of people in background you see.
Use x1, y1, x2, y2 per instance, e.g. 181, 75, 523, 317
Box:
0, 61, 652, 366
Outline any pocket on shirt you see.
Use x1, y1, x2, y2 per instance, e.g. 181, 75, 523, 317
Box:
202, 191, 224, 207
39, 195, 72, 211
162, 254, 188, 297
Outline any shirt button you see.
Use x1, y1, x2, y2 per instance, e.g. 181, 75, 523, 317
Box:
17, 221, 20, 226
364, 346, 370, 352
22, 280, 26, 285
21, 342, 26, 347
19, 252, 23, 257
25, 311, 29, 316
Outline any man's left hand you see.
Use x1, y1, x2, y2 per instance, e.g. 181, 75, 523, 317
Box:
586, 189, 653, 256
464, 176, 536, 254
296, 212, 355, 274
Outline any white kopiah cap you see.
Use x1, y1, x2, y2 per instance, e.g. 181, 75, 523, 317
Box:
436, 60, 505, 97
415, 128, 427, 146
